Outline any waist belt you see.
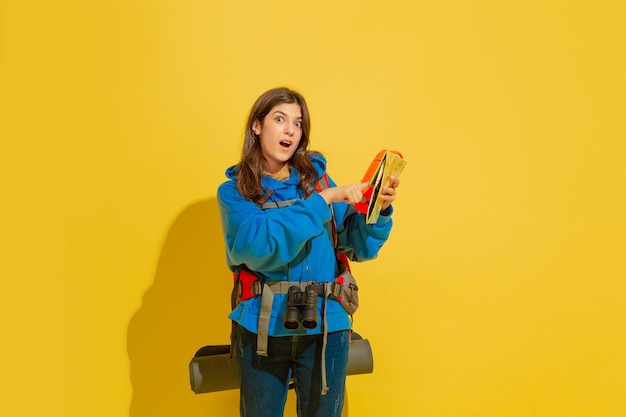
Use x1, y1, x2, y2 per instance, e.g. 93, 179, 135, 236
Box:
238, 270, 344, 302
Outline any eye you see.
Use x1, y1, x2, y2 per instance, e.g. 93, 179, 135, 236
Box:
295, 121, 302, 128
275, 116, 284, 122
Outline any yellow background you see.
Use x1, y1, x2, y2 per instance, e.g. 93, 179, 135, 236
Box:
1, 1, 625, 416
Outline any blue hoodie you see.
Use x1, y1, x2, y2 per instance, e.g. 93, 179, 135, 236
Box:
217, 154, 393, 337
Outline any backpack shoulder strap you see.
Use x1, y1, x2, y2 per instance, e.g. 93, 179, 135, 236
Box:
315, 172, 331, 192
315, 173, 338, 248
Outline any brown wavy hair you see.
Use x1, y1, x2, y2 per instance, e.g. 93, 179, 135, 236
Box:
236, 87, 320, 205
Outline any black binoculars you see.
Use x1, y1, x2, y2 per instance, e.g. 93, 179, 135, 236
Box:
283, 285, 319, 330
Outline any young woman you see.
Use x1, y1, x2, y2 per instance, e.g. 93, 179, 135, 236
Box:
217, 87, 399, 417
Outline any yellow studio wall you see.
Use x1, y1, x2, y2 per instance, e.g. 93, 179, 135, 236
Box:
1, 1, 625, 416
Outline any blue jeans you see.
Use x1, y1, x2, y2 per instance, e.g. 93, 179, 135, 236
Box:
234, 324, 350, 417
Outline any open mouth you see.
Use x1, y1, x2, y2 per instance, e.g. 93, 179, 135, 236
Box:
279, 140, 292, 149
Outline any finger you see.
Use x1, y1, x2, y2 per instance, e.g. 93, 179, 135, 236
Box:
350, 188, 363, 203
379, 193, 394, 203
389, 176, 400, 189
343, 187, 357, 204
354, 186, 367, 203
380, 186, 396, 197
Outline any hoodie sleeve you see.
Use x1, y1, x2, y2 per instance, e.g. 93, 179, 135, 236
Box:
327, 175, 394, 262
217, 180, 333, 272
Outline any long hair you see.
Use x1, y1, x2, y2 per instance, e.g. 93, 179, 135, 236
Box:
236, 87, 320, 204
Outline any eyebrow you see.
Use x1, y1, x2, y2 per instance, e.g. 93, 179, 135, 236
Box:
272, 110, 302, 119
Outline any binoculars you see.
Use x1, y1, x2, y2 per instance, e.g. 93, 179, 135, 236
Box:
284, 285, 319, 330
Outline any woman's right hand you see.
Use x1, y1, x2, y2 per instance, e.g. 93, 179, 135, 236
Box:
319, 182, 369, 205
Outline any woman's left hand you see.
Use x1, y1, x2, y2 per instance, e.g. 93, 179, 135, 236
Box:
380, 175, 400, 211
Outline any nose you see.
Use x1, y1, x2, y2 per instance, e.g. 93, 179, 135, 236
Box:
284, 122, 295, 136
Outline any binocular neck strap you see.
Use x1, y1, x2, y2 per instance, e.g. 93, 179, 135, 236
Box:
320, 285, 333, 395
256, 283, 274, 357
256, 259, 295, 357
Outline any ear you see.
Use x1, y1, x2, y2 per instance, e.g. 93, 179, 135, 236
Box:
252, 120, 261, 136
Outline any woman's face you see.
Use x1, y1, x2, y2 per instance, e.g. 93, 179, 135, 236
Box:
253, 102, 303, 174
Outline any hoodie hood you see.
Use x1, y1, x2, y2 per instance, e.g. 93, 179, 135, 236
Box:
225, 164, 238, 180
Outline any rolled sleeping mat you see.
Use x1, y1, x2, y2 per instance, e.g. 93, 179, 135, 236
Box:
345, 334, 374, 375
189, 333, 373, 394
189, 345, 237, 393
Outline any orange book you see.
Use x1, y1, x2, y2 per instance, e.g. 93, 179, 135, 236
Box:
355, 150, 407, 224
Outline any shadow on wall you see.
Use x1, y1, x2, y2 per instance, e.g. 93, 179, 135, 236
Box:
126, 197, 350, 417
127, 197, 240, 417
